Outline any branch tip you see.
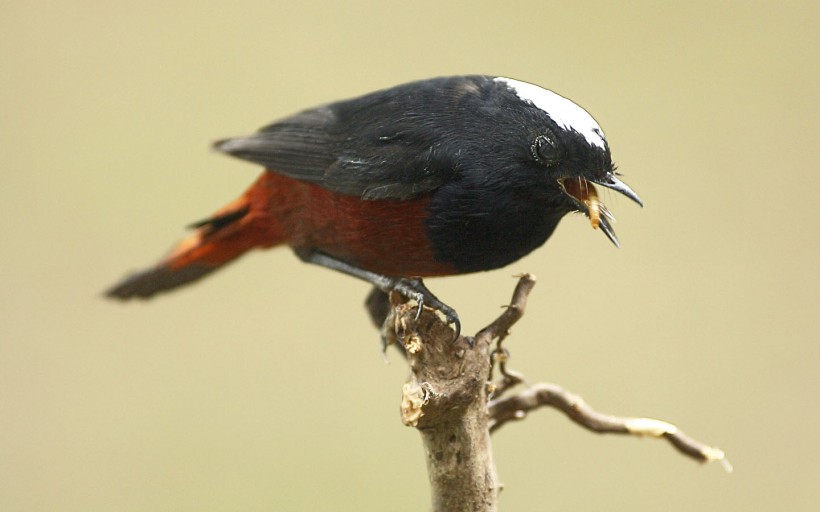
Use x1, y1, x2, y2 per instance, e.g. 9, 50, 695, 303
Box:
489, 383, 730, 469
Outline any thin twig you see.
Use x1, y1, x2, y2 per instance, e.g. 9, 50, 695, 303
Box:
476, 273, 537, 343
479, 274, 536, 399
488, 383, 732, 471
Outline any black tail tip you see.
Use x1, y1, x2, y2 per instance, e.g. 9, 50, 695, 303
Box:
105, 264, 214, 301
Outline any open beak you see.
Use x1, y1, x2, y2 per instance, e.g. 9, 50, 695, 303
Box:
558, 173, 642, 248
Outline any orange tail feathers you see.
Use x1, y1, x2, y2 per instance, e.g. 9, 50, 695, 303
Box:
106, 172, 285, 300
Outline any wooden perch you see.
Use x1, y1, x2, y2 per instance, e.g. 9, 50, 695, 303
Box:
391, 298, 499, 512
380, 274, 729, 512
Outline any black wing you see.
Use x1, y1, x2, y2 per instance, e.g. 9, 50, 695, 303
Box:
213, 76, 490, 200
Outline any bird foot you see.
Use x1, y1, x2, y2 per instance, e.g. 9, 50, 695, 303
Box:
296, 250, 461, 340
389, 278, 461, 340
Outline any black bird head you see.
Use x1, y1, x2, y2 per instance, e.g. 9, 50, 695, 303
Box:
493, 77, 643, 247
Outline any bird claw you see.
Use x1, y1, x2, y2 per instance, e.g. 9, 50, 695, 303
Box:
391, 278, 461, 340
439, 305, 461, 341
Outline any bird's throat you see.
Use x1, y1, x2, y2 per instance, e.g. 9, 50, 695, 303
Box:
559, 177, 601, 229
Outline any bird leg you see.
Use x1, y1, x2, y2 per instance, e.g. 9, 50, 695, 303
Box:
295, 249, 461, 338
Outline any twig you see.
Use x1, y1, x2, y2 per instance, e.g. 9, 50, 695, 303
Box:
487, 383, 732, 471
477, 274, 535, 399
475, 273, 536, 343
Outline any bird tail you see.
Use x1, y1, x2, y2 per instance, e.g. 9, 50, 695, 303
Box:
106, 172, 285, 300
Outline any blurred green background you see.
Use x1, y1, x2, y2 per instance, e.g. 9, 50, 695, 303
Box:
2, 1, 818, 510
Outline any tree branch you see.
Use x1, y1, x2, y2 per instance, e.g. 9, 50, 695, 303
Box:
382, 274, 729, 512
475, 273, 536, 343
488, 383, 731, 471
392, 298, 499, 512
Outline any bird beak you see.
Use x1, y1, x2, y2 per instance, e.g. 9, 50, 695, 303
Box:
590, 173, 643, 208
558, 172, 642, 248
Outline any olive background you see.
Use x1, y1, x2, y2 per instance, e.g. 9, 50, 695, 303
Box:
2, 1, 818, 511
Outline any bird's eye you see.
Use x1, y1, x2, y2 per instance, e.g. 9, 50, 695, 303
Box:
532, 135, 559, 165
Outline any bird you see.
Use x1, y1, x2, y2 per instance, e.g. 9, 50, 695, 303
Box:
106, 75, 642, 336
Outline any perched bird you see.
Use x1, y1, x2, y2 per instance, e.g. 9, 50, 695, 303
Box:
106, 75, 642, 334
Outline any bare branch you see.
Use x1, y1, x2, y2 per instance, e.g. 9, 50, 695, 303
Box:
475, 273, 537, 344
488, 383, 732, 471
380, 274, 729, 511
394, 299, 500, 512
476, 274, 536, 400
